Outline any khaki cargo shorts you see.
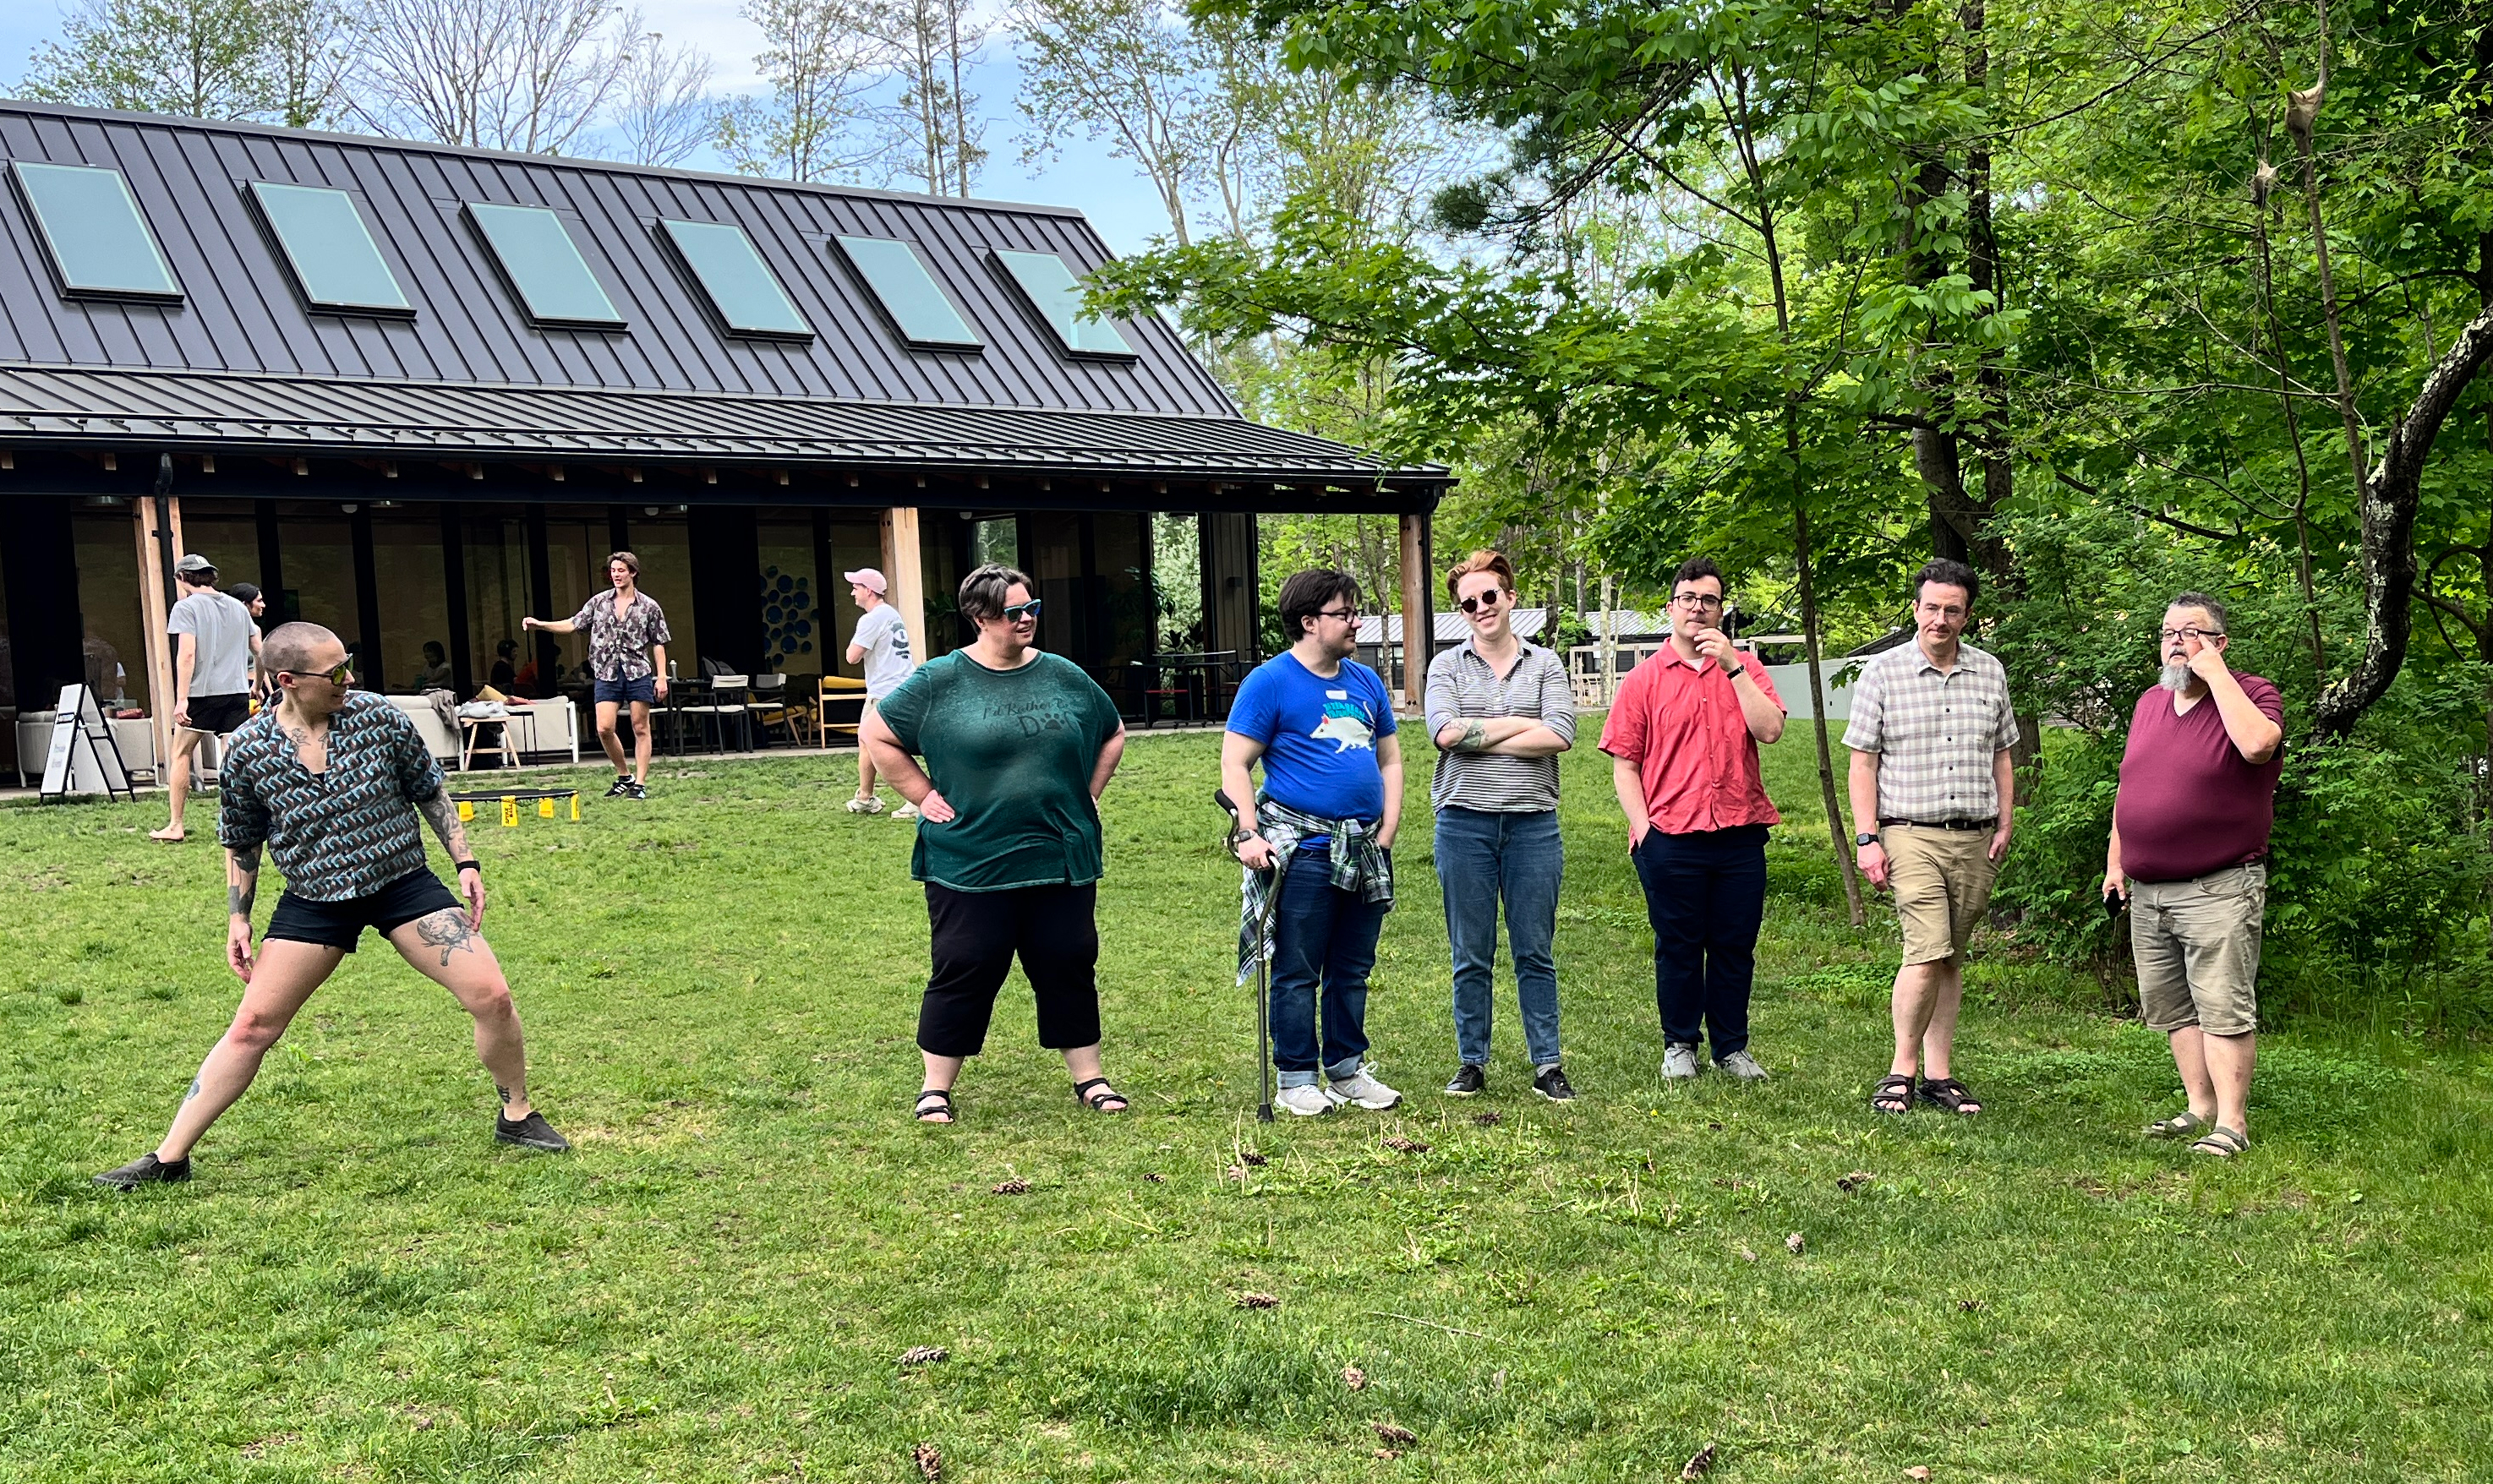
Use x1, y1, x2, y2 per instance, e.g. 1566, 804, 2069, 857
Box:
1881, 824, 2000, 968
2130, 862, 2266, 1038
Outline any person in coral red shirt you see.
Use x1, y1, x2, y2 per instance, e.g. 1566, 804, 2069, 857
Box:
2103, 592, 2283, 1160
1599, 557, 1786, 1083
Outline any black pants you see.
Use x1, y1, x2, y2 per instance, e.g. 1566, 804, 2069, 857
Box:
917, 881, 1102, 1057
1631, 825, 1769, 1059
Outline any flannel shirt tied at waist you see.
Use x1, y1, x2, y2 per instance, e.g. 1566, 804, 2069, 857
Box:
1235, 797, 1395, 985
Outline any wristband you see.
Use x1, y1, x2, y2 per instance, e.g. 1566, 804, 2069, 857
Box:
455, 859, 481, 875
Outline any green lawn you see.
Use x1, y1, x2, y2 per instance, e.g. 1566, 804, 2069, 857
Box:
3, 728, 2488, 1482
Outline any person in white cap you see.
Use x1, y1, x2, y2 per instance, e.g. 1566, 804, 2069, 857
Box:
844, 568, 918, 816
152, 554, 261, 843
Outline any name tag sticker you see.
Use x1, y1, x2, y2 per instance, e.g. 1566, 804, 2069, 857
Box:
1326, 690, 1348, 700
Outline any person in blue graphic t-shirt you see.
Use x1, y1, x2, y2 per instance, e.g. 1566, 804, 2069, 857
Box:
1222, 569, 1404, 1116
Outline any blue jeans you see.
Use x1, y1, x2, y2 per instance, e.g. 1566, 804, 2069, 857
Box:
1435, 806, 1563, 1067
1631, 825, 1769, 1059
1268, 843, 1389, 1088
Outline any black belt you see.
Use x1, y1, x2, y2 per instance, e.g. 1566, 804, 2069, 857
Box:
1881, 816, 1997, 832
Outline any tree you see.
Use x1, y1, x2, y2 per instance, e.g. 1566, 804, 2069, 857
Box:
1014, 0, 1213, 243
19, 0, 351, 128
864, 0, 988, 195
718, 0, 888, 183
608, 30, 717, 167
350, 0, 635, 154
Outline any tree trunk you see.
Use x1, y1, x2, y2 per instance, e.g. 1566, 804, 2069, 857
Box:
2314, 299, 2493, 735
1793, 478, 1866, 927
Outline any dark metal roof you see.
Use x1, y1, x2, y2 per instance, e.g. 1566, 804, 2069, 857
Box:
0, 101, 1449, 500
0, 362, 1420, 486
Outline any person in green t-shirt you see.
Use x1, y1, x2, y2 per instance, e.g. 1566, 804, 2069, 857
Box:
862, 563, 1129, 1125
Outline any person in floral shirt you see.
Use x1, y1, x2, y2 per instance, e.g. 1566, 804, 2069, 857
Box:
525, 552, 671, 799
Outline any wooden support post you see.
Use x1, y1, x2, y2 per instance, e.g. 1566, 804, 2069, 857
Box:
133, 492, 185, 777
882, 505, 927, 665
1398, 511, 1430, 712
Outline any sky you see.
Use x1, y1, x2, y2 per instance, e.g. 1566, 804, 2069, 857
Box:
0, 0, 1182, 256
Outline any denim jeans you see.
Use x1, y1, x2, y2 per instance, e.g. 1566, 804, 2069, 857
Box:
1268, 843, 1389, 1087
1435, 805, 1563, 1067
1630, 824, 1769, 1059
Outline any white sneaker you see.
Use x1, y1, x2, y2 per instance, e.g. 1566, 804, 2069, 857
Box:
1717, 1050, 1769, 1082
893, 802, 921, 820
1663, 1044, 1702, 1080
1325, 1066, 1402, 1110
1274, 1084, 1332, 1117
845, 795, 883, 815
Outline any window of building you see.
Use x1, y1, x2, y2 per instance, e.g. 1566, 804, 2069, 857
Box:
70, 510, 148, 708
271, 510, 360, 670
541, 516, 609, 696
10, 161, 182, 301
659, 219, 811, 340
369, 513, 451, 694
247, 182, 412, 315
622, 516, 697, 675
832, 235, 980, 350
989, 249, 1136, 358
756, 516, 821, 677
825, 516, 882, 675
463, 511, 536, 695
465, 203, 626, 329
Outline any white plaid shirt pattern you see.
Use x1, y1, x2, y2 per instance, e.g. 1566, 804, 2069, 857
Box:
1840, 641, 2020, 822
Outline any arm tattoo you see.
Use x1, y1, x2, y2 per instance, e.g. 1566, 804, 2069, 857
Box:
228, 843, 261, 919
413, 908, 479, 967
1456, 719, 1490, 752
415, 790, 471, 862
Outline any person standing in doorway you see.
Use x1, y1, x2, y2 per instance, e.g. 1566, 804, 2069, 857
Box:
1426, 549, 1577, 1101
94, 621, 566, 1187
1223, 570, 1405, 1116
861, 565, 1129, 1124
1845, 558, 2020, 1117
226, 582, 268, 701
844, 567, 919, 818
1602, 557, 1788, 1083
2105, 593, 2283, 1159
523, 552, 670, 800
152, 554, 261, 843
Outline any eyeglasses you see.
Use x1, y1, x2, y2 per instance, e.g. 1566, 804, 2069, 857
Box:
1316, 607, 1360, 623
2158, 627, 2223, 644
281, 662, 354, 686
1670, 592, 1725, 610
1001, 600, 1043, 623
1457, 591, 1507, 614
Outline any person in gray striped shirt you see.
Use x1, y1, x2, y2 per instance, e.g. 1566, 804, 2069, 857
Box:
1426, 550, 1577, 1102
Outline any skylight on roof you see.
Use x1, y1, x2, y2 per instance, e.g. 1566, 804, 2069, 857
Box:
10, 161, 181, 301
833, 235, 980, 350
249, 182, 411, 315
991, 250, 1136, 358
659, 218, 811, 340
465, 202, 626, 330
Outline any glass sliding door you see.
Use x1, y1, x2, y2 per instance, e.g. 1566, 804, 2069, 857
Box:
464, 510, 536, 694
369, 511, 451, 694
71, 510, 148, 707
272, 510, 358, 669
756, 515, 822, 679
826, 515, 882, 675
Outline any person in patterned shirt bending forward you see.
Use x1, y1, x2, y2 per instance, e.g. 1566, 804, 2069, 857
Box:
95, 623, 568, 1188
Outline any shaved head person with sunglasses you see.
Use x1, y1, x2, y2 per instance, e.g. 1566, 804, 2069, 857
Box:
95, 623, 567, 1188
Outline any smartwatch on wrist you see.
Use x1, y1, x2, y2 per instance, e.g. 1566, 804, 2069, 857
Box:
1855, 832, 1879, 848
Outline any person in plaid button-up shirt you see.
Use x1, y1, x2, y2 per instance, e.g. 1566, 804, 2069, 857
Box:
1844, 559, 2020, 1119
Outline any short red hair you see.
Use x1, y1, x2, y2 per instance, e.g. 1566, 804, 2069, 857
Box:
1446, 548, 1515, 602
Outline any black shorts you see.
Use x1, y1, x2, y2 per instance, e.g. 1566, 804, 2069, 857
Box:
265, 870, 462, 952
183, 693, 252, 735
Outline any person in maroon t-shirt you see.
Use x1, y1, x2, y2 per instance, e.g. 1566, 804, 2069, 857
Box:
2102, 593, 2284, 1159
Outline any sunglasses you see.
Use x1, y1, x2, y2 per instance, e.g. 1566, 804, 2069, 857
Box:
281, 662, 354, 686
1001, 600, 1043, 623
1457, 591, 1507, 614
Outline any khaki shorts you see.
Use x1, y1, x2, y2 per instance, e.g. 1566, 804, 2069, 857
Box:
2131, 863, 2266, 1038
1881, 824, 2000, 968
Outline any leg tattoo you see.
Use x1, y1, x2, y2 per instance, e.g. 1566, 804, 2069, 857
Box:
495, 1083, 515, 1105
413, 908, 479, 968
184, 1075, 203, 1101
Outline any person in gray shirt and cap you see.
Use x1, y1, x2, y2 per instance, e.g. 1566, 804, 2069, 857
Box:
152, 554, 260, 843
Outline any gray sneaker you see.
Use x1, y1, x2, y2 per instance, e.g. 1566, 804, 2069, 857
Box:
1325, 1066, 1402, 1110
1716, 1050, 1769, 1082
1663, 1044, 1702, 1080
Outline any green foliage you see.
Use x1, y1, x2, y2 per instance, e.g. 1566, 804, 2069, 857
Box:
19, 0, 351, 128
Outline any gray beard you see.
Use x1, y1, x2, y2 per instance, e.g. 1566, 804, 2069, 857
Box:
2158, 662, 2193, 693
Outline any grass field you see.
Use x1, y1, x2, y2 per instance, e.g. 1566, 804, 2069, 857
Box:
3, 727, 2489, 1482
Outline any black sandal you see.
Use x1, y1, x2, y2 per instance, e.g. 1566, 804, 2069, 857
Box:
914, 1088, 955, 1123
1072, 1077, 1129, 1113
1917, 1077, 1983, 1116
1871, 1073, 1915, 1115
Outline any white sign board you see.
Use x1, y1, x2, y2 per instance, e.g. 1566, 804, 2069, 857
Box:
39, 685, 134, 800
